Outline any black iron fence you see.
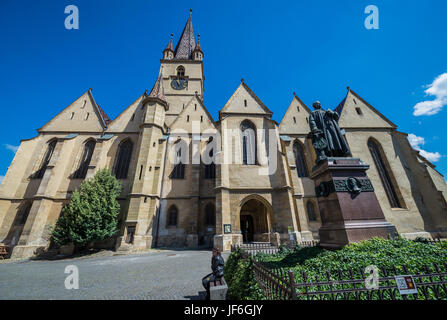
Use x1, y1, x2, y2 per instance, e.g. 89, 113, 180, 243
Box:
249, 255, 447, 300
231, 240, 320, 256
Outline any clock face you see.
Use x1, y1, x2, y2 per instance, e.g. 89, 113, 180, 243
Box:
171, 78, 187, 90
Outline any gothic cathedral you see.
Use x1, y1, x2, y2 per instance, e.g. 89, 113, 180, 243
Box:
1, 13, 446, 259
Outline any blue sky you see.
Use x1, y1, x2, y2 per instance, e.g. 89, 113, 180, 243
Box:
0, 0, 446, 180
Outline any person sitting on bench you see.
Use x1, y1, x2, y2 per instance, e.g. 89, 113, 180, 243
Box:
202, 247, 225, 300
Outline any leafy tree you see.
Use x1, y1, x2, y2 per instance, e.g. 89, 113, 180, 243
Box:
51, 169, 121, 250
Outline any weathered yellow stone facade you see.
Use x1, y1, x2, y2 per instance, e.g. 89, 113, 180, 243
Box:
1, 15, 446, 258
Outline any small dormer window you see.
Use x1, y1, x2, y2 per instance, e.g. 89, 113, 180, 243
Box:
70, 112, 74, 120
297, 106, 300, 112
131, 114, 135, 121
356, 107, 363, 115
201, 115, 203, 122
244, 100, 247, 107
85, 113, 89, 121
195, 104, 197, 111
293, 117, 296, 124
187, 115, 190, 122
177, 66, 185, 77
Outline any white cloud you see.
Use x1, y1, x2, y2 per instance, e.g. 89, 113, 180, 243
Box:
407, 133, 442, 162
4, 144, 19, 153
418, 149, 442, 163
413, 72, 447, 116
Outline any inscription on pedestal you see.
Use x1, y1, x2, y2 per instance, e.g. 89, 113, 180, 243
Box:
316, 177, 374, 197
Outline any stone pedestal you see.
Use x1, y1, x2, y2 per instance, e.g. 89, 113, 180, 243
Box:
310, 158, 397, 249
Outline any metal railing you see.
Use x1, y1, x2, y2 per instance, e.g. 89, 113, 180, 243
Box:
249, 254, 447, 300
231, 240, 320, 256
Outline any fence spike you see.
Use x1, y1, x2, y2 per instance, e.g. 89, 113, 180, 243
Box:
402, 265, 408, 274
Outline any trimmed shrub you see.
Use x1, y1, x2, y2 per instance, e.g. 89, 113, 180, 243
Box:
226, 237, 447, 300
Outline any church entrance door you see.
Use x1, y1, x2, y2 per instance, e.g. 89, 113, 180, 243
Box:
240, 215, 254, 243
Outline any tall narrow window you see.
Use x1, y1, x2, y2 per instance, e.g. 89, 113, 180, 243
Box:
114, 140, 133, 179
293, 141, 309, 177
306, 201, 317, 222
205, 149, 216, 179
205, 203, 215, 226
73, 140, 96, 179
241, 120, 256, 165
34, 140, 57, 179
167, 205, 178, 226
170, 145, 185, 179
368, 139, 402, 208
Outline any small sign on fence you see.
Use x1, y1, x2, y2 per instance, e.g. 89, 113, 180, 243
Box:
395, 275, 417, 295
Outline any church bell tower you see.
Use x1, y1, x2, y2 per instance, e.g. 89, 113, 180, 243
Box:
160, 10, 205, 126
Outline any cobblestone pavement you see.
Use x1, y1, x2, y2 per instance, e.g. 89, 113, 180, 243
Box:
0, 249, 229, 300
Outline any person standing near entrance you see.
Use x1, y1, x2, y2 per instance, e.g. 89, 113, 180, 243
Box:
202, 248, 225, 300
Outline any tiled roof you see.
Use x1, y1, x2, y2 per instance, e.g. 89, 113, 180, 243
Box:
334, 97, 346, 115
193, 35, 202, 53
174, 15, 196, 59
97, 104, 111, 125
164, 34, 174, 52
149, 67, 166, 102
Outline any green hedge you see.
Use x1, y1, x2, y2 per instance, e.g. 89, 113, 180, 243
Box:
225, 238, 447, 300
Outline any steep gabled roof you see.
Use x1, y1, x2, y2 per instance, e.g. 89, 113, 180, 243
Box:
279, 92, 312, 135
88, 88, 111, 127
337, 87, 397, 129
219, 79, 273, 118
105, 91, 147, 133
174, 12, 196, 60
38, 88, 110, 133
170, 93, 216, 131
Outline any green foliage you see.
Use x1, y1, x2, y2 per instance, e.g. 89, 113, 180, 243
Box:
51, 169, 121, 249
225, 249, 264, 300
227, 238, 447, 300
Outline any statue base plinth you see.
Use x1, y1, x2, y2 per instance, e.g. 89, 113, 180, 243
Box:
310, 157, 397, 249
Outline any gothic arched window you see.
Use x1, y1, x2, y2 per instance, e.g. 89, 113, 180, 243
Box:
368, 139, 403, 208
73, 140, 96, 179
205, 148, 216, 179
167, 205, 178, 227
293, 140, 308, 177
241, 120, 257, 165
34, 140, 57, 179
205, 203, 215, 226
114, 139, 133, 179
306, 201, 317, 222
170, 143, 185, 179
177, 66, 185, 77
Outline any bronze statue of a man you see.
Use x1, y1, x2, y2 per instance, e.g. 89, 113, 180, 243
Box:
309, 101, 351, 164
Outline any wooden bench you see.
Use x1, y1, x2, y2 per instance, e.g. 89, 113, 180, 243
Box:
0, 245, 8, 260
209, 277, 227, 300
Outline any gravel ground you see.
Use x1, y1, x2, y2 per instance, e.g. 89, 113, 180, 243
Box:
0, 249, 229, 300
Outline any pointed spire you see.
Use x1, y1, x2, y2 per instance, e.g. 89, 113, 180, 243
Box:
174, 10, 196, 59
149, 66, 166, 103
193, 33, 202, 53
164, 33, 174, 52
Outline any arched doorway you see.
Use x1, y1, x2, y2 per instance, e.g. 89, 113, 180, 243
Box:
239, 197, 271, 243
